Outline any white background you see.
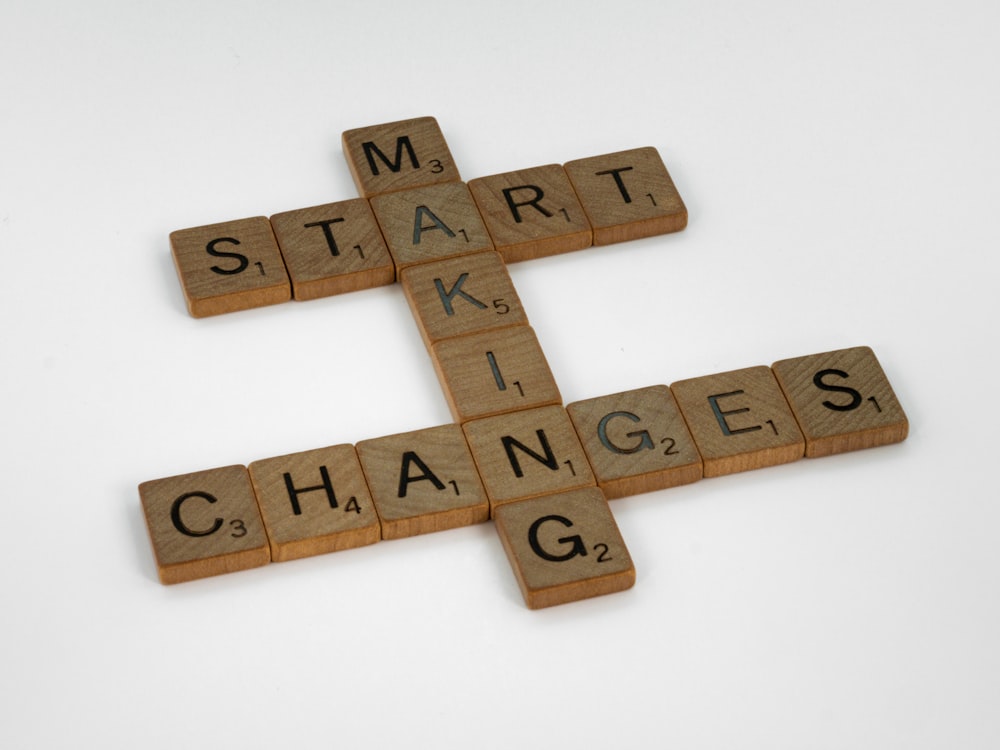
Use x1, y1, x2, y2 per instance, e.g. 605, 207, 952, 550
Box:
2, 1, 998, 747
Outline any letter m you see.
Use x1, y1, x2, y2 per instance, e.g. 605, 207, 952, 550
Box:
362, 136, 420, 176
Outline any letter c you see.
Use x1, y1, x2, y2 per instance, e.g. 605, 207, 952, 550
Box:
170, 491, 224, 538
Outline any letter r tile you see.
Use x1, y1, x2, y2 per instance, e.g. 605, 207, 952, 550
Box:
493, 487, 636, 609
139, 465, 270, 584
771, 346, 909, 457
248, 444, 380, 562
671, 366, 805, 477
169, 217, 291, 318
468, 164, 592, 263
563, 147, 688, 246
342, 116, 461, 198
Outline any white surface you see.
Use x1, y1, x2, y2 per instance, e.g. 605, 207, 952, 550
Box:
2, 2, 998, 747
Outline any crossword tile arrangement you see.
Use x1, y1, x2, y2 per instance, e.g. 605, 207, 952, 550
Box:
145, 117, 909, 607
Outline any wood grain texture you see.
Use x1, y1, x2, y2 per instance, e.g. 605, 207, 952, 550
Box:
369, 181, 493, 272
566, 385, 702, 499
400, 250, 528, 349
139, 465, 270, 584
169, 217, 291, 317
463, 405, 596, 512
342, 116, 461, 198
771, 346, 909, 457
468, 164, 592, 262
269, 199, 394, 300
493, 487, 635, 609
248, 444, 380, 562
671, 366, 805, 477
429, 326, 561, 423
563, 147, 687, 245
355, 424, 489, 540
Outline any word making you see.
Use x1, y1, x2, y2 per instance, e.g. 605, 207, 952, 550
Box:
141, 117, 909, 609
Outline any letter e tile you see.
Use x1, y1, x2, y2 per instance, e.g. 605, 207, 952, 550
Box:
355, 424, 489, 540
671, 366, 805, 477
771, 346, 909, 457
139, 465, 270, 584
170, 217, 291, 317
248, 444, 380, 562
493, 487, 635, 609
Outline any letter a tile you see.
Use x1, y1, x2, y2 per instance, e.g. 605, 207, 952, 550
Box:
139, 465, 270, 584
248, 444, 381, 562
355, 424, 489, 540
170, 217, 291, 317
493, 487, 635, 609
771, 346, 909, 457
342, 116, 461, 198
671, 366, 805, 477
468, 164, 592, 263
567, 385, 702, 499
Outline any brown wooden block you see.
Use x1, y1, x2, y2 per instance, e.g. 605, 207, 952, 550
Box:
468, 164, 592, 263
566, 385, 702, 499
369, 182, 493, 273
493, 487, 635, 609
430, 326, 562, 423
269, 199, 394, 300
355, 424, 489, 540
463, 405, 596, 511
139, 465, 270, 584
671, 366, 805, 477
563, 147, 687, 246
170, 217, 291, 317
771, 346, 909, 458
400, 250, 528, 348
342, 116, 461, 198
247, 444, 380, 562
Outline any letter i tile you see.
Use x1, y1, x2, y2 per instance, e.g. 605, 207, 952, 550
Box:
671, 366, 805, 477
771, 346, 909, 457
248, 444, 381, 562
493, 487, 636, 609
139, 465, 270, 584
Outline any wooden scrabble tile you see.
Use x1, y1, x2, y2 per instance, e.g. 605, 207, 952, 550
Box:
355, 423, 489, 540
771, 346, 909, 458
468, 164, 592, 263
493, 487, 635, 609
369, 182, 493, 272
248, 444, 380, 562
269, 199, 394, 300
139, 465, 270, 584
567, 385, 702, 499
400, 250, 528, 348
342, 116, 461, 198
430, 326, 562, 423
563, 147, 687, 246
463, 405, 596, 511
671, 366, 805, 477
170, 217, 291, 317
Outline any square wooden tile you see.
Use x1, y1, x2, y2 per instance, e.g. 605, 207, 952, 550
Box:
355, 424, 489, 540
248, 444, 380, 562
269, 199, 394, 300
771, 346, 909, 458
369, 182, 493, 272
671, 366, 805, 477
170, 216, 291, 317
563, 147, 688, 245
430, 326, 562, 423
567, 385, 702, 499
493, 487, 635, 609
139, 465, 270, 584
463, 405, 596, 511
342, 116, 461, 198
400, 250, 528, 348
468, 164, 592, 263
